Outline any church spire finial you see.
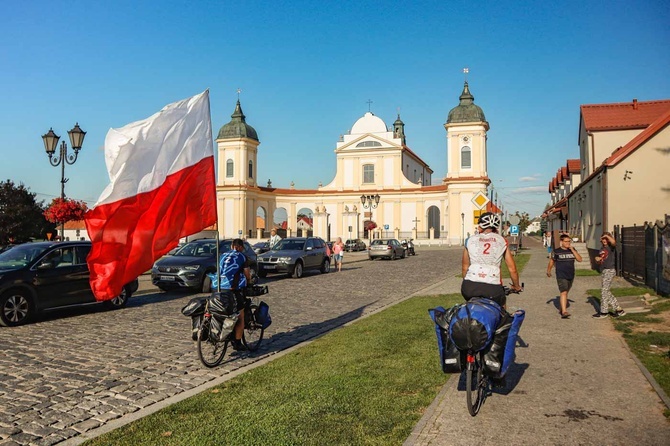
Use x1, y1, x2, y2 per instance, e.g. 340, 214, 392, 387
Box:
463, 67, 469, 82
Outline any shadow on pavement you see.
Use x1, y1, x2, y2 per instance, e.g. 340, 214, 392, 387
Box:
545, 296, 575, 312
219, 303, 373, 364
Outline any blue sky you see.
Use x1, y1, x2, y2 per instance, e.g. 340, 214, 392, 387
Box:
1, 0, 668, 218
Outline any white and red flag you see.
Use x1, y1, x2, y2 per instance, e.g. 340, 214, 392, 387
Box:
85, 90, 217, 300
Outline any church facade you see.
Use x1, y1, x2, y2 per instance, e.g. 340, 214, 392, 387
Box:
215, 82, 491, 246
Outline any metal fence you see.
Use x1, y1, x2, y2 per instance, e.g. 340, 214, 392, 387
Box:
614, 215, 670, 296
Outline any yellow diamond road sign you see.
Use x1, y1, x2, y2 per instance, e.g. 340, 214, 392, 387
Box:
471, 191, 489, 210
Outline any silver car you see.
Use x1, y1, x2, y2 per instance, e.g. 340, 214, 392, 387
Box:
368, 239, 406, 260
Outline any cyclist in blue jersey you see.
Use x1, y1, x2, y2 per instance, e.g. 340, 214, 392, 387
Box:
216, 238, 252, 351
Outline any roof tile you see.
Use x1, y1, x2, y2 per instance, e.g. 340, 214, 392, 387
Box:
581, 99, 670, 131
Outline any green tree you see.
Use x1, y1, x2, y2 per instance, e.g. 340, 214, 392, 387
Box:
513, 211, 531, 233
0, 180, 55, 244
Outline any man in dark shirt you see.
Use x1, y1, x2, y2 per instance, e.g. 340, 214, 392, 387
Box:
546, 234, 582, 318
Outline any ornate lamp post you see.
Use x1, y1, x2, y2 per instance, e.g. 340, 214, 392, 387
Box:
361, 194, 380, 240
41, 123, 86, 238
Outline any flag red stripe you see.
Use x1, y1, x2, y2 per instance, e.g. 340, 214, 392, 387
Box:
85, 156, 216, 300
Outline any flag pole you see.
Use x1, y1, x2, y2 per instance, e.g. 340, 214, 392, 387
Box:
215, 231, 220, 293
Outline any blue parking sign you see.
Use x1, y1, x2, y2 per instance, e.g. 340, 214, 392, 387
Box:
510, 225, 519, 235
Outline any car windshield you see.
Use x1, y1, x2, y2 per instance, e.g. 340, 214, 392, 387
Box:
370, 240, 389, 246
253, 242, 268, 248
0, 244, 49, 270
173, 240, 219, 257
274, 239, 305, 251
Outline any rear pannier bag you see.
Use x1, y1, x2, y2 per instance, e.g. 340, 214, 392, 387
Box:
182, 297, 207, 341
209, 314, 238, 342
429, 306, 464, 373
448, 298, 503, 352
209, 291, 237, 316
482, 309, 526, 378
254, 301, 272, 329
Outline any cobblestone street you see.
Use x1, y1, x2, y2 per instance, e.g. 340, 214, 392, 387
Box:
0, 248, 461, 445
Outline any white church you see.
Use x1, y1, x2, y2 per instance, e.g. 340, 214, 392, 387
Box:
215, 82, 491, 246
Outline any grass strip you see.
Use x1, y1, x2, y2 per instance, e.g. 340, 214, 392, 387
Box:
575, 269, 600, 276
586, 286, 656, 300
85, 294, 463, 446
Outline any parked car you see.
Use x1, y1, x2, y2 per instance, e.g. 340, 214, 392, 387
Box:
345, 239, 367, 252
257, 237, 330, 278
151, 239, 257, 292
252, 241, 271, 255
0, 241, 139, 327
368, 239, 405, 260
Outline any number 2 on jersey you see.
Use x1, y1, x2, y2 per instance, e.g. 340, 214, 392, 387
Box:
482, 243, 491, 254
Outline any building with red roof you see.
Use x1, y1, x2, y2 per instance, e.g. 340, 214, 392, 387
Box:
567, 100, 670, 251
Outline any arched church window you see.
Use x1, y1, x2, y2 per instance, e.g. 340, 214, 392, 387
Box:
363, 164, 374, 184
226, 159, 234, 177
461, 146, 471, 169
248, 160, 253, 178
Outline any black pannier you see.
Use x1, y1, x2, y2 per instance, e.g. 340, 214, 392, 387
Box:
429, 306, 464, 374
209, 291, 237, 316
181, 297, 207, 317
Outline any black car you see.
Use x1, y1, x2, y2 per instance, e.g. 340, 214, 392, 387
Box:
345, 239, 367, 252
0, 241, 139, 327
252, 241, 271, 255
257, 237, 330, 279
151, 239, 258, 292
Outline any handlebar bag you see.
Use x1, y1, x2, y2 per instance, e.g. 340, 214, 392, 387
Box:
448, 298, 503, 352
429, 306, 465, 373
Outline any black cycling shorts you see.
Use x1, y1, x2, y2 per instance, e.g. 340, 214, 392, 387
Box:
461, 280, 506, 307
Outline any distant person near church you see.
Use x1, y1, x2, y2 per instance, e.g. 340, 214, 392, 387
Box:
269, 229, 282, 249
593, 233, 625, 319
544, 231, 552, 258
546, 234, 582, 319
332, 237, 345, 272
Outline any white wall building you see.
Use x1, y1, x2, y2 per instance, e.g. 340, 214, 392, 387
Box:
215, 83, 492, 245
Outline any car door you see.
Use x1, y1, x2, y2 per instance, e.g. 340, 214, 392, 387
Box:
304, 238, 318, 269
33, 247, 87, 308
74, 244, 96, 303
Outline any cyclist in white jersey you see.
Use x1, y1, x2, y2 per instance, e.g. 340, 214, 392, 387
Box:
461, 212, 522, 307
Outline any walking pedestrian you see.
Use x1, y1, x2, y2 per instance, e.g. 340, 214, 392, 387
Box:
546, 233, 582, 318
544, 231, 552, 258
332, 237, 345, 272
593, 233, 625, 319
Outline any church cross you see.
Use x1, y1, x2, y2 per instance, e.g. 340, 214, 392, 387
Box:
412, 217, 420, 229
366, 99, 373, 112
237, 88, 241, 100
463, 67, 469, 82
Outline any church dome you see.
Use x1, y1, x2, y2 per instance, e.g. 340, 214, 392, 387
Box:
447, 82, 486, 124
351, 112, 387, 134
217, 100, 259, 141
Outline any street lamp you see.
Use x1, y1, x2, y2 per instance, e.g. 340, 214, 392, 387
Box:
461, 212, 465, 246
361, 194, 380, 240
42, 123, 86, 238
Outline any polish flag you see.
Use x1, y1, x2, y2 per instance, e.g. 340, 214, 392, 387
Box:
85, 90, 217, 300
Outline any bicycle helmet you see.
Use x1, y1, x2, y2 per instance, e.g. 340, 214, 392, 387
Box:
478, 212, 501, 230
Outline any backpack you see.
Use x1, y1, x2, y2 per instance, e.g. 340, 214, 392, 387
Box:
482, 310, 525, 378
448, 298, 503, 352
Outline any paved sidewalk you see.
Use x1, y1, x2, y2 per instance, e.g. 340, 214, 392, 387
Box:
406, 243, 670, 446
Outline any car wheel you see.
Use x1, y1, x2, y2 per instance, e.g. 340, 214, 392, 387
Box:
104, 286, 130, 310
292, 261, 303, 279
0, 289, 34, 327
391, 250, 397, 261
320, 258, 331, 274
401, 249, 406, 259
201, 275, 212, 293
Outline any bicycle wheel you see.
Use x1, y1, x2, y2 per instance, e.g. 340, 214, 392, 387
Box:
465, 354, 486, 416
197, 317, 228, 368
242, 304, 265, 352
